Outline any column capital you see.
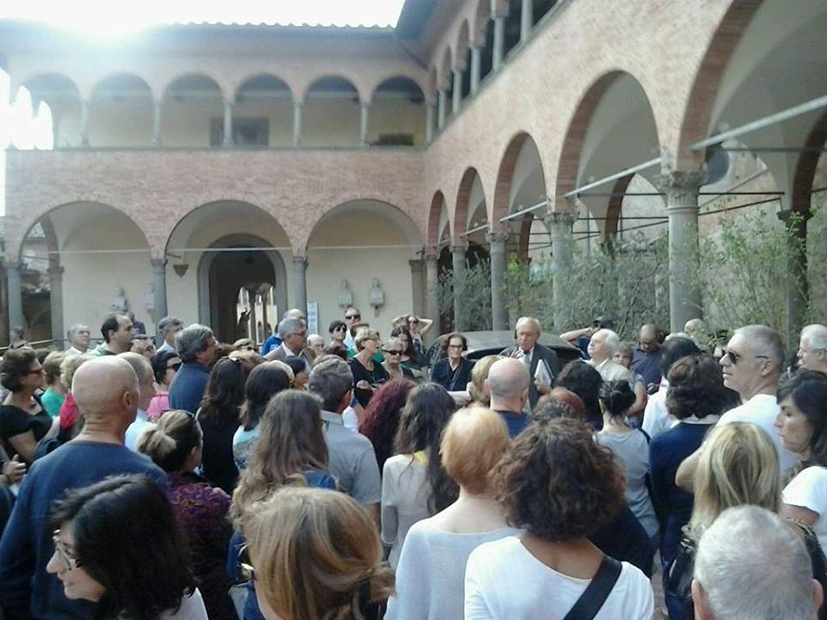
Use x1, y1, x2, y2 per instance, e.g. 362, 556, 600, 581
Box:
293, 100, 304, 109
777, 208, 812, 225
3, 260, 22, 271
293, 255, 308, 266
657, 170, 706, 193
48, 264, 65, 277
408, 258, 424, 270
544, 211, 577, 228
151, 258, 168, 268
486, 231, 510, 244
424, 250, 439, 262
450, 243, 468, 253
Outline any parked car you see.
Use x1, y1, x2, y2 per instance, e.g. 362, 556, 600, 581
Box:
426, 330, 582, 368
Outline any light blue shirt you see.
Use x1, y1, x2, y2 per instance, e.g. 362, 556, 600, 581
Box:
125, 409, 155, 451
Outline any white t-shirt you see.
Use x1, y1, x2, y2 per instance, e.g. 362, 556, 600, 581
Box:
784, 466, 827, 550
160, 588, 208, 620
642, 382, 674, 440
382, 454, 432, 568
718, 394, 797, 474
464, 536, 654, 620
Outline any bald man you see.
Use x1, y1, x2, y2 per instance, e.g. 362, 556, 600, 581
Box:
0, 357, 166, 619
486, 357, 531, 438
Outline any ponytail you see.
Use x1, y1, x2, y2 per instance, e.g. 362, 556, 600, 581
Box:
136, 410, 202, 472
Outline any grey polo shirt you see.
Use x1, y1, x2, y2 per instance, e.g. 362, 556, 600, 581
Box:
321, 410, 381, 506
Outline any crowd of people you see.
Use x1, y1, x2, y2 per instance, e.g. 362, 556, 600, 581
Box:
0, 305, 827, 620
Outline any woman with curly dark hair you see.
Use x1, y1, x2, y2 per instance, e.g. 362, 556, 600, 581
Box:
197, 356, 253, 493
381, 382, 458, 568
649, 354, 727, 582
464, 417, 654, 618
554, 359, 604, 429
46, 475, 206, 620
391, 325, 427, 381
359, 378, 415, 471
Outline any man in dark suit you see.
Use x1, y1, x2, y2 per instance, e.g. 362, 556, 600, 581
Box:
265, 317, 316, 370
500, 316, 560, 410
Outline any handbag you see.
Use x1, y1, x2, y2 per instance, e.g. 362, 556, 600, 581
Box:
664, 534, 696, 609
562, 555, 623, 620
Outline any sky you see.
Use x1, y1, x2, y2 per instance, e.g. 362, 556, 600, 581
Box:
0, 1, 407, 215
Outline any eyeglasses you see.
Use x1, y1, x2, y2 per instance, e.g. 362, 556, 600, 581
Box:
383, 350, 402, 356
333, 326, 346, 332
447, 344, 464, 349
52, 531, 82, 571
345, 314, 361, 320
167, 362, 182, 372
724, 350, 770, 365
408, 319, 420, 325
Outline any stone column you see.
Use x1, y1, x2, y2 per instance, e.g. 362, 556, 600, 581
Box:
151, 259, 168, 336
152, 100, 162, 147
48, 262, 64, 345
437, 89, 447, 129
223, 101, 234, 147
488, 232, 509, 330
451, 245, 468, 331
470, 46, 482, 95
546, 212, 577, 330
409, 259, 425, 319
452, 69, 462, 115
521, 0, 533, 43
80, 100, 90, 147
293, 256, 308, 315
292, 101, 303, 146
360, 102, 370, 146
493, 15, 506, 72
5, 261, 23, 337
425, 102, 435, 144
261, 289, 269, 339
659, 171, 705, 332
778, 209, 811, 341
247, 288, 257, 341
425, 253, 442, 340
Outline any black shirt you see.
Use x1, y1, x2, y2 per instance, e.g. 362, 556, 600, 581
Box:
430, 357, 475, 392
0, 401, 51, 461
349, 358, 390, 408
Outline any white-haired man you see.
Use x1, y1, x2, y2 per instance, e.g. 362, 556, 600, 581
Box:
260, 308, 306, 356
500, 316, 559, 410
588, 328, 632, 382
799, 324, 827, 374
693, 505, 822, 620
65, 323, 91, 356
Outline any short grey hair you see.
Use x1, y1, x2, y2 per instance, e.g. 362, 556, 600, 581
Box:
117, 352, 154, 386
66, 323, 89, 340
278, 317, 306, 340
157, 316, 183, 336
177, 324, 214, 363
308, 357, 353, 411
802, 324, 827, 352
598, 329, 621, 354
736, 325, 785, 369
694, 505, 816, 620
515, 316, 541, 334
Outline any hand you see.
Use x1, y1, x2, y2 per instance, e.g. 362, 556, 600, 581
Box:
2, 454, 26, 485
356, 380, 371, 390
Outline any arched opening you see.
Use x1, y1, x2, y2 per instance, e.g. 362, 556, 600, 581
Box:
165, 201, 291, 339
89, 74, 153, 147
306, 200, 423, 337
162, 74, 224, 148
533, 0, 559, 25
20, 74, 81, 148
439, 49, 454, 122
456, 21, 472, 101
475, 0, 495, 85
503, 0, 521, 58
234, 74, 293, 148
369, 77, 426, 146
303, 76, 360, 147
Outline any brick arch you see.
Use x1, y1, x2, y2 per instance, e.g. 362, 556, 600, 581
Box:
473, 0, 492, 45
553, 70, 658, 211
491, 131, 544, 230
428, 191, 447, 253
454, 167, 485, 243
674, 0, 765, 170
456, 21, 471, 71
601, 174, 634, 243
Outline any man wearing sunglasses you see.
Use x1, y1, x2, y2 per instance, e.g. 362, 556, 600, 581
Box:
676, 325, 797, 491
342, 307, 362, 349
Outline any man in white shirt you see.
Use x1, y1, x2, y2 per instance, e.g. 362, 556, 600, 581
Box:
798, 324, 827, 374
676, 325, 796, 490
342, 307, 362, 349
642, 335, 702, 439
64, 323, 91, 356
588, 329, 633, 383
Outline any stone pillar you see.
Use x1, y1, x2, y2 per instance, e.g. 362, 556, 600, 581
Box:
425, 253, 442, 341
521, 0, 533, 43
80, 100, 90, 147
452, 69, 462, 115
470, 46, 482, 95
152, 100, 162, 147
261, 289, 269, 338
425, 102, 435, 143
488, 232, 509, 330
293, 256, 308, 315
5, 261, 23, 337
247, 288, 257, 342
778, 209, 811, 341
437, 89, 447, 129
451, 245, 468, 331
292, 101, 303, 146
546, 212, 577, 330
409, 259, 426, 319
493, 15, 506, 72
48, 262, 64, 345
151, 259, 168, 336
659, 171, 705, 332
360, 102, 370, 146
223, 102, 233, 147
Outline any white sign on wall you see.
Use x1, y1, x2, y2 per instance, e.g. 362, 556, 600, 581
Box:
307, 302, 319, 335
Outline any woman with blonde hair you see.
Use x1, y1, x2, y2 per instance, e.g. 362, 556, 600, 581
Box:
349, 329, 389, 408
386, 406, 518, 620
467, 355, 502, 406
243, 486, 394, 620
41, 351, 67, 418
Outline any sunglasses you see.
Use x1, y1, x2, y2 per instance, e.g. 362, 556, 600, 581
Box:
167, 362, 182, 371
383, 350, 402, 356
52, 531, 82, 571
345, 314, 361, 320
724, 350, 770, 365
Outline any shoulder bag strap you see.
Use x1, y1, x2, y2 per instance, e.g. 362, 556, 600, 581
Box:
562, 555, 623, 620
